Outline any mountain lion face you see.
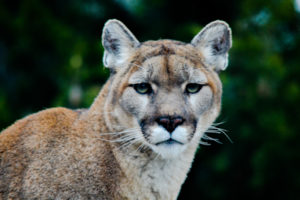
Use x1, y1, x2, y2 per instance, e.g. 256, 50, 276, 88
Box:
102, 20, 231, 158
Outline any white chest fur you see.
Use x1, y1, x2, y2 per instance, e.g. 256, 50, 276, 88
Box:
115, 145, 197, 200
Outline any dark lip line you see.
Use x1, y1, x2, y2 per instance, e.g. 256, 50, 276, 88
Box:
155, 138, 184, 146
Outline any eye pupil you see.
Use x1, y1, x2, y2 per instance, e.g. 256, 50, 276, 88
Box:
133, 83, 152, 94
186, 83, 203, 94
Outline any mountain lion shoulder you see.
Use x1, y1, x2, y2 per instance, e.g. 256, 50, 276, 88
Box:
0, 19, 232, 200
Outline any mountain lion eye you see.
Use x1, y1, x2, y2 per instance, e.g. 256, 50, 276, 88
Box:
185, 83, 204, 94
133, 83, 152, 94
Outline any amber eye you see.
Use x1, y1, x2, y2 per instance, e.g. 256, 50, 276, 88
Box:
132, 83, 152, 94
185, 83, 204, 94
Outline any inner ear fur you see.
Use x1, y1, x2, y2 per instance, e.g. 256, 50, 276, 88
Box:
102, 19, 139, 69
191, 20, 232, 71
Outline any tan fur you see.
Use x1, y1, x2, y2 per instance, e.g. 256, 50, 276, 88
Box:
0, 19, 231, 200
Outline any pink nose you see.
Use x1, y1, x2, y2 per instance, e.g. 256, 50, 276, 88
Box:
156, 116, 185, 133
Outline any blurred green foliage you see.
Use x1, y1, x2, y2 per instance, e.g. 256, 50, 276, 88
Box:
0, 0, 300, 199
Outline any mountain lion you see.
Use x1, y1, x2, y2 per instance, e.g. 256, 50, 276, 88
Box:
0, 19, 232, 200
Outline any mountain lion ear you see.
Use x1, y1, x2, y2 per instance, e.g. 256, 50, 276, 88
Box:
102, 19, 140, 69
191, 20, 232, 71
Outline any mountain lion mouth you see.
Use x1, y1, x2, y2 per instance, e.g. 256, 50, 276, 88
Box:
155, 138, 184, 146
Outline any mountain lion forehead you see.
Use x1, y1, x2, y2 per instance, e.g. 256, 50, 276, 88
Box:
128, 55, 208, 84
133, 40, 204, 66
126, 41, 209, 84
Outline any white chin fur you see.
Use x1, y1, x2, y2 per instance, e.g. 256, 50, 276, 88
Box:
151, 143, 187, 159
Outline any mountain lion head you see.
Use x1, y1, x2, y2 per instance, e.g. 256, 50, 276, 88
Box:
101, 19, 232, 158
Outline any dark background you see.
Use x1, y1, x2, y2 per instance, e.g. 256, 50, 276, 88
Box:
1, 0, 300, 199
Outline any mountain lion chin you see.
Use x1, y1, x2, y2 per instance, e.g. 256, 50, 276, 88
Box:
151, 141, 188, 159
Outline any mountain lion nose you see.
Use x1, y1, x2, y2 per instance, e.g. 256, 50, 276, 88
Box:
156, 116, 185, 133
